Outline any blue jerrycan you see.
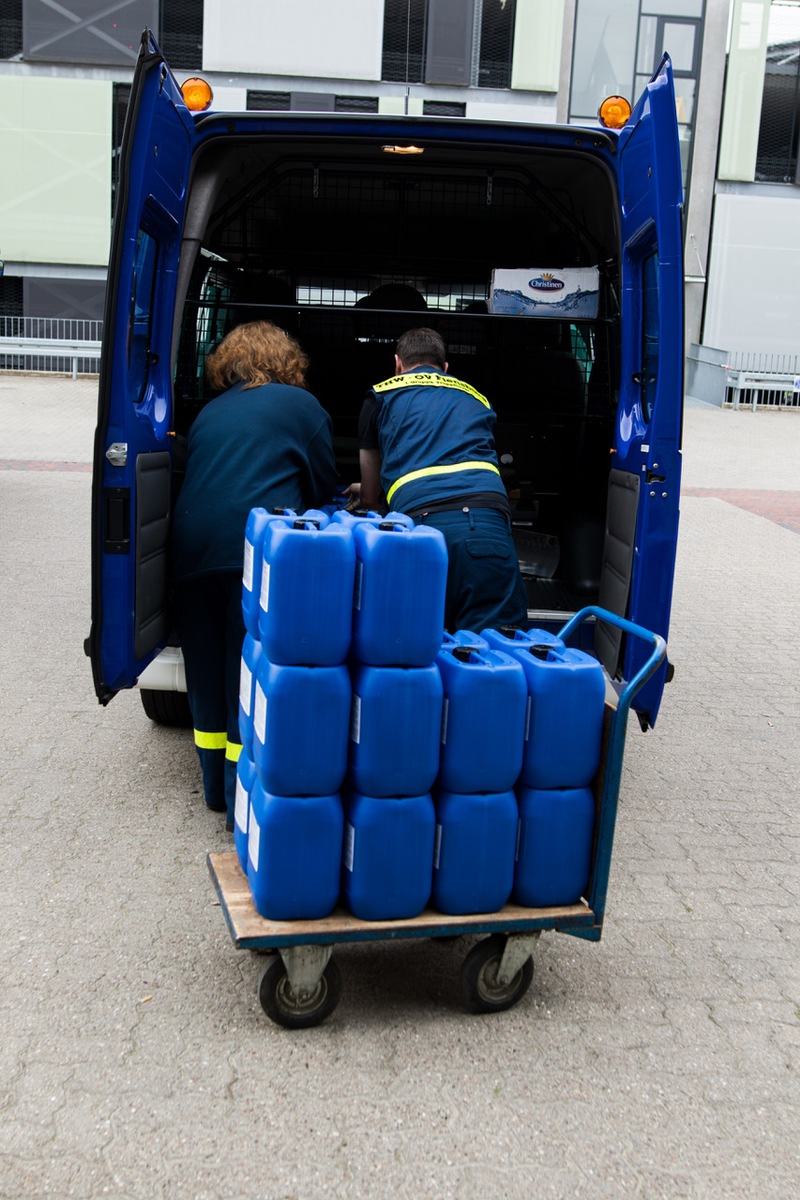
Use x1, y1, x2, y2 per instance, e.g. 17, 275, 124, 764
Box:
342, 791, 435, 921
259, 518, 355, 665
435, 645, 527, 794
441, 629, 490, 653
242, 507, 298, 638
488, 636, 606, 790
252, 656, 350, 796
348, 662, 443, 797
233, 751, 256, 875
432, 788, 518, 915
514, 786, 595, 908
332, 508, 413, 530
351, 520, 447, 667
247, 783, 343, 920
238, 633, 262, 762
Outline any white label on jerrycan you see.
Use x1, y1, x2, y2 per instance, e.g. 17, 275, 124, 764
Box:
239, 660, 252, 716
235, 776, 249, 832
350, 694, 362, 743
248, 815, 260, 871
259, 562, 271, 612
254, 683, 268, 745
242, 538, 254, 593
343, 822, 355, 872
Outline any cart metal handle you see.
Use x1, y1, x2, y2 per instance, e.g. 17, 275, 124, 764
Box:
556, 605, 668, 931
558, 604, 667, 716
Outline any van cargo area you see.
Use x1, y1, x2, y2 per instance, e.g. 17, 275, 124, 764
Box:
171, 131, 621, 619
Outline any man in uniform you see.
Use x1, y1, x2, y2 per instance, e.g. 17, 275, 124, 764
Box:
357, 327, 528, 633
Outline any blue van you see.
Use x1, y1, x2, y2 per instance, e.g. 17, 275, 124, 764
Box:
88, 31, 683, 732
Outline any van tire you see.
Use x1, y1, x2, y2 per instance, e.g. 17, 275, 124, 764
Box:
140, 688, 193, 728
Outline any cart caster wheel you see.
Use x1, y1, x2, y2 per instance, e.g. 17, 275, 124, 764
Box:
460, 934, 534, 1014
257, 956, 342, 1029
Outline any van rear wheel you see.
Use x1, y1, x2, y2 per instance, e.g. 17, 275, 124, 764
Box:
140, 688, 193, 728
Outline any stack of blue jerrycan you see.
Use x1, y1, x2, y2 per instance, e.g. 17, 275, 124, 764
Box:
341, 514, 449, 921
431, 633, 527, 915
482, 627, 607, 907
235, 506, 355, 920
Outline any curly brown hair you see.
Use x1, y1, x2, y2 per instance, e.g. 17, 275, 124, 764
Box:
205, 320, 309, 391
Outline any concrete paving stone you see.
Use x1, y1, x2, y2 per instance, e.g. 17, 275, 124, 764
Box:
2, 381, 800, 1198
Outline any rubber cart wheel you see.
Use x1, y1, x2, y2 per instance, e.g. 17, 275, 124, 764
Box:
460, 934, 534, 1014
258, 956, 342, 1029
140, 688, 193, 728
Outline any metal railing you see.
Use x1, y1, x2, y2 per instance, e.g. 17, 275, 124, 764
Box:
0, 316, 103, 379
724, 349, 800, 410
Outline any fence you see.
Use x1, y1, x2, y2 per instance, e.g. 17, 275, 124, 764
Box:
0, 316, 103, 378
724, 349, 800, 410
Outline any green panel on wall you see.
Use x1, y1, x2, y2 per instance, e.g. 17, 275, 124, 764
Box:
0, 76, 112, 265
511, 0, 564, 92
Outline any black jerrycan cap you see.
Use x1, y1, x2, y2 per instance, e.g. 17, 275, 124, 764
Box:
452, 646, 477, 663
378, 520, 405, 531
271, 506, 293, 514
529, 644, 553, 660
498, 625, 521, 638
293, 518, 321, 529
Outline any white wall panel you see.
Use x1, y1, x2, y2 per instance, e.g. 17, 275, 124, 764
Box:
704, 190, 800, 354
0, 77, 111, 266
511, 0, 564, 92
203, 0, 384, 80
466, 99, 557, 123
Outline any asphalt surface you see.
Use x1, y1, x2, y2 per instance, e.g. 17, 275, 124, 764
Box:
1, 374, 798, 1199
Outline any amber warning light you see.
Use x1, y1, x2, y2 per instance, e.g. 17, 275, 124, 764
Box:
597, 95, 632, 130
181, 77, 213, 112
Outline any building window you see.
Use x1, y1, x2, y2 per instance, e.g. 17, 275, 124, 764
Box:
382, 0, 515, 88
247, 91, 292, 111
755, 2, 800, 183
0, 0, 22, 59
423, 99, 466, 116
335, 95, 380, 112
570, 1, 705, 189
159, 0, 203, 71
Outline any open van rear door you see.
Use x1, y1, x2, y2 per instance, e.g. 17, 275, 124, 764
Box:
596, 55, 683, 728
88, 31, 194, 703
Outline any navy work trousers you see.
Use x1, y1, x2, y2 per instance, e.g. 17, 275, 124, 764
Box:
413, 507, 529, 634
173, 572, 245, 823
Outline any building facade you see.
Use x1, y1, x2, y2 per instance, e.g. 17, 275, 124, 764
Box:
0, 0, 798, 360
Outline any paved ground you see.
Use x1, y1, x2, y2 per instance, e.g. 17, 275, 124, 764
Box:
0, 375, 798, 1199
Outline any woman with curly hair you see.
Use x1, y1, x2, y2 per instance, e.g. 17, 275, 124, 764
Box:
171, 320, 339, 826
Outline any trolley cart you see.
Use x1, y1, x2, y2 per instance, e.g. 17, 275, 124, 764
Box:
208, 607, 666, 1028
